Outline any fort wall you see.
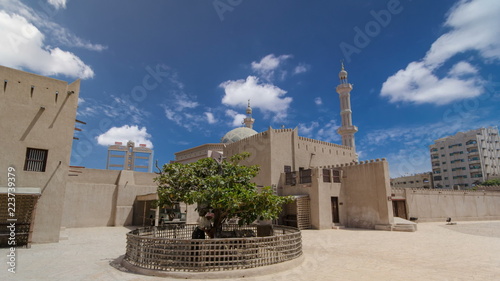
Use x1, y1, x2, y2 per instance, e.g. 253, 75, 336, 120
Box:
392, 187, 500, 222
62, 169, 157, 228
338, 159, 394, 229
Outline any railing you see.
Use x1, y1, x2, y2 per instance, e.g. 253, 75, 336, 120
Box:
124, 224, 302, 272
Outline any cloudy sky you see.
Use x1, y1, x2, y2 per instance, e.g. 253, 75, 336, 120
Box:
1, 0, 499, 177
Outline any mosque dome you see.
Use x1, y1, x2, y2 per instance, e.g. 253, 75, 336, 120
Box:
221, 127, 258, 144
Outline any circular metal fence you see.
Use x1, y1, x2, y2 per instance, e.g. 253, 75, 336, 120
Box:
124, 224, 302, 272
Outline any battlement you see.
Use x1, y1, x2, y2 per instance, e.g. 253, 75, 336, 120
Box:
391, 187, 500, 195
272, 128, 295, 133
0, 65, 80, 106
315, 158, 386, 169
298, 136, 352, 150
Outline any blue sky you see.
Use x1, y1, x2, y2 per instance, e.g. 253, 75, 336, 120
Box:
1, 0, 499, 177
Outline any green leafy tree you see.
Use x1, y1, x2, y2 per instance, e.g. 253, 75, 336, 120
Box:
479, 179, 500, 186
155, 152, 293, 237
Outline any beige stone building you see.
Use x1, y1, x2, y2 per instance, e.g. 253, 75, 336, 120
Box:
430, 127, 500, 189
0, 65, 80, 243
390, 172, 433, 189
0, 66, 162, 244
175, 66, 397, 231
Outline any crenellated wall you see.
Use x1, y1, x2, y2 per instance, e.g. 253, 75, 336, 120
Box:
280, 158, 394, 230
392, 187, 500, 222
335, 159, 394, 229
224, 127, 357, 189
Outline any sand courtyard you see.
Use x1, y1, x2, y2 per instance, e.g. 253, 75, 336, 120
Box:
2, 221, 500, 281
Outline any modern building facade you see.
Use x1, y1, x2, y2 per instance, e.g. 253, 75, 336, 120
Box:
390, 172, 433, 189
430, 127, 500, 189
106, 140, 153, 173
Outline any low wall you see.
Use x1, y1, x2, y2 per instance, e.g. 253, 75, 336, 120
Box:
62, 169, 157, 228
123, 224, 302, 275
397, 188, 500, 222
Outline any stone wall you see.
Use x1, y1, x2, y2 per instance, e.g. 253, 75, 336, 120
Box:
394, 188, 500, 222
0, 66, 80, 243
338, 159, 394, 229
62, 169, 157, 228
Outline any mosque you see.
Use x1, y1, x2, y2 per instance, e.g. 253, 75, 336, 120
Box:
174, 65, 397, 231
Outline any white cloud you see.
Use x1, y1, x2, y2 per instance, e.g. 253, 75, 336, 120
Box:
294, 63, 310, 75
0, 10, 94, 79
96, 125, 153, 148
0, 11, 94, 78
297, 120, 341, 143
0, 0, 106, 51
298, 122, 319, 137
381, 0, 500, 105
381, 61, 483, 105
77, 96, 149, 124
225, 109, 245, 127
47, 0, 67, 10
425, 0, 500, 68
316, 120, 341, 143
205, 112, 217, 124
448, 61, 478, 76
220, 76, 292, 121
161, 92, 202, 130
314, 97, 322, 105
251, 54, 292, 81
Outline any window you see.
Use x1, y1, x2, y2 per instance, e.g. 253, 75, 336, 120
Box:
285, 171, 296, 185
24, 148, 48, 172
299, 169, 312, 184
323, 169, 331, 182
332, 169, 341, 183
284, 165, 291, 173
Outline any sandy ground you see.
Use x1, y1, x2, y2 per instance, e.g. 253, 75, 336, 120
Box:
1, 221, 500, 281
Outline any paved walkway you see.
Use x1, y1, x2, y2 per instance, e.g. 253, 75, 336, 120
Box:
2, 221, 500, 280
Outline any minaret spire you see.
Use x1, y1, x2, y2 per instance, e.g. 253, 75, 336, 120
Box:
243, 99, 255, 129
336, 64, 358, 150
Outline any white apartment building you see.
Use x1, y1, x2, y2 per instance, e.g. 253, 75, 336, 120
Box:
430, 127, 500, 189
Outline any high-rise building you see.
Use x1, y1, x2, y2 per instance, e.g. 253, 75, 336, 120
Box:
106, 140, 153, 172
430, 127, 500, 189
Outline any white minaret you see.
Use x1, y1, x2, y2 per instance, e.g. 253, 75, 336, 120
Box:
243, 99, 255, 129
336, 63, 358, 150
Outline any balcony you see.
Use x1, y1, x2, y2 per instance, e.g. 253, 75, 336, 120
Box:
470, 173, 483, 178
468, 158, 480, 163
